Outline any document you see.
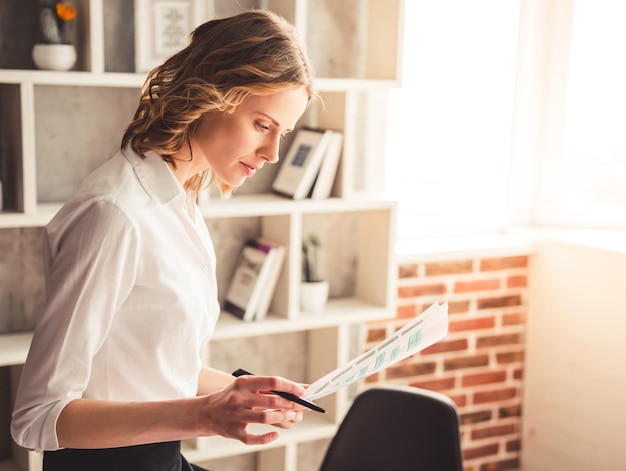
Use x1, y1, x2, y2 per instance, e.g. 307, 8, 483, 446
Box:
303, 302, 449, 401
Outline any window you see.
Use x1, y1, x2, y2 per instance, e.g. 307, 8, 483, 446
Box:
385, 0, 521, 239
386, 0, 626, 240
533, 0, 626, 228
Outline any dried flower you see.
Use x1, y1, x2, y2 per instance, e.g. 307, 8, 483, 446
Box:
39, 1, 77, 45
56, 3, 77, 22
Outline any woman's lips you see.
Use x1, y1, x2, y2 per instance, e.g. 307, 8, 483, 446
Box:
240, 161, 257, 177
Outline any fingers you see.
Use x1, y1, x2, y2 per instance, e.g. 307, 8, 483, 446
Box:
271, 410, 305, 430
233, 375, 306, 411
237, 374, 307, 397
233, 405, 298, 424
238, 408, 306, 443
219, 407, 299, 445
230, 377, 307, 441
199, 375, 308, 445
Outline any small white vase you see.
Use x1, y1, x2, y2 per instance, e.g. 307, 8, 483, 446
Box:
32, 44, 77, 71
300, 281, 329, 313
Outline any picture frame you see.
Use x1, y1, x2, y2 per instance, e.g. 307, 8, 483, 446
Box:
272, 128, 334, 200
134, 0, 215, 73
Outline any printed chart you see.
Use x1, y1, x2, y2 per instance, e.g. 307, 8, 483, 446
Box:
304, 302, 449, 400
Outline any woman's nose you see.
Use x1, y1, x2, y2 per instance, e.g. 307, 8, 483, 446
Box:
260, 135, 281, 164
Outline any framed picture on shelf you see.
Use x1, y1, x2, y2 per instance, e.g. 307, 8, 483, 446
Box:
134, 0, 215, 73
272, 128, 334, 200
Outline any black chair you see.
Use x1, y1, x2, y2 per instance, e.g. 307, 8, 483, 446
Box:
319, 385, 464, 471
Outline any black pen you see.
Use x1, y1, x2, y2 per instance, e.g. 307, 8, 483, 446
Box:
232, 368, 326, 414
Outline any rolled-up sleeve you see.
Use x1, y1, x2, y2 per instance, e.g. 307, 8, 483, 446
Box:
11, 198, 139, 451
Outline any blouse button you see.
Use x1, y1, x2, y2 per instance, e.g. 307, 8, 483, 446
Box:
202, 265, 209, 274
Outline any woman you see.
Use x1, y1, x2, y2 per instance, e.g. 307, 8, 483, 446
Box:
11, 9, 316, 471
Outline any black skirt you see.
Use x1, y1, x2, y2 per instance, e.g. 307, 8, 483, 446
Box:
43, 441, 209, 471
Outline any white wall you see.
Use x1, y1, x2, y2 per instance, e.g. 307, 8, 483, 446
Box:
522, 234, 626, 470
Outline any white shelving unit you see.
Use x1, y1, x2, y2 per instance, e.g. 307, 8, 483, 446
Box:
0, 1, 404, 469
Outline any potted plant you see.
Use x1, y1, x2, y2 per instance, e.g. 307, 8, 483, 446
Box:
301, 232, 329, 312
32, 1, 78, 71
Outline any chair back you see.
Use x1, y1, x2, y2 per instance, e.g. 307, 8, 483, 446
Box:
319, 385, 464, 471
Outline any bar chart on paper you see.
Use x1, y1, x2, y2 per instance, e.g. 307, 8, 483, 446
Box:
304, 302, 449, 400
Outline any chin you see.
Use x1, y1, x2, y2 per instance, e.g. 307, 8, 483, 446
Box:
215, 178, 237, 198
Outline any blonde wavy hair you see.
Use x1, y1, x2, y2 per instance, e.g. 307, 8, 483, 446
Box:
121, 9, 316, 195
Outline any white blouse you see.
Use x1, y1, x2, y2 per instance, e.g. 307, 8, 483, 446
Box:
11, 149, 220, 451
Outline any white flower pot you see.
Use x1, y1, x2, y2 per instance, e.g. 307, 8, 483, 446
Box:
32, 44, 77, 71
300, 281, 329, 313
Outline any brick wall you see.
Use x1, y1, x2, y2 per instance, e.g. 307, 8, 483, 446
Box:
365, 255, 528, 471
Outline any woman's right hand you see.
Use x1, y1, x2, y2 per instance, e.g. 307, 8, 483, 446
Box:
197, 374, 307, 444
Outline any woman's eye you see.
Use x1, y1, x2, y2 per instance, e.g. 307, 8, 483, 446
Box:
256, 122, 271, 132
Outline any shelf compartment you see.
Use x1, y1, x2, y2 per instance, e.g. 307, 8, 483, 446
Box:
0, 0, 90, 73
33, 85, 138, 204
207, 213, 294, 319
301, 206, 396, 310
304, 0, 403, 82
266, 0, 403, 82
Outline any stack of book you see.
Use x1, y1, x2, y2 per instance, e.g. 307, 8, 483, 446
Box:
272, 128, 344, 200
223, 238, 286, 322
